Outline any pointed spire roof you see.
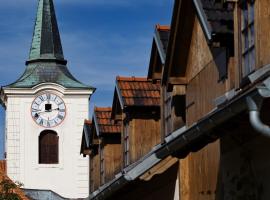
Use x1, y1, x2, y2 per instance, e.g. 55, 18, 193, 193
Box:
3, 0, 95, 91
27, 0, 66, 64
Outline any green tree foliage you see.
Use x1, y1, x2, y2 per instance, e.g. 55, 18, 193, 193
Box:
0, 178, 23, 200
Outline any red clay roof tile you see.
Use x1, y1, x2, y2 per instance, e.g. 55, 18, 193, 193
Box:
156, 24, 170, 31
94, 107, 121, 134
84, 119, 92, 125
116, 76, 160, 107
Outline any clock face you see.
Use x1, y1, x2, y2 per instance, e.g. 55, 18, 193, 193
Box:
31, 93, 66, 128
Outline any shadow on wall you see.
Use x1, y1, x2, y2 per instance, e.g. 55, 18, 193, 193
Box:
217, 107, 270, 200
108, 163, 179, 200
23, 189, 70, 200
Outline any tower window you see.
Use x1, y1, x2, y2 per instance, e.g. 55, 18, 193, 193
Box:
39, 130, 59, 164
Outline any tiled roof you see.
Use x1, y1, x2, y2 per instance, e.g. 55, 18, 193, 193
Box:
94, 107, 121, 134
116, 76, 160, 107
201, 0, 234, 35
193, 0, 234, 43
84, 119, 92, 125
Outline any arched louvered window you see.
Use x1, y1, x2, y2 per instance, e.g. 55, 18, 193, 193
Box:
39, 130, 59, 164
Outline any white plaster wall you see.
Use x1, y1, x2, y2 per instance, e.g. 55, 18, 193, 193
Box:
5, 87, 90, 199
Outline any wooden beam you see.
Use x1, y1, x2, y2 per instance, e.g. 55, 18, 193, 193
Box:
153, 72, 162, 80
83, 149, 91, 155
139, 156, 179, 181
93, 139, 101, 145
168, 77, 187, 85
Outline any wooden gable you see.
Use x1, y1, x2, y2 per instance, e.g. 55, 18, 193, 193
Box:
163, 0, 235, 91
111, 88, 123, 122
93, 107, 122, 185
89, 116, 101, 192
111, 76, 161, 167
80, 120, 92, 156
162, 0, 195, 90
148, 25, 170, 82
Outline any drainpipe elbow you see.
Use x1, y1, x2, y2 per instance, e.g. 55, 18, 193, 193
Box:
247, 96, 270, 138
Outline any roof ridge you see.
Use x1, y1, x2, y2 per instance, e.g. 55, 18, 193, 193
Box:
117, 76, 148, 82
84, 119, 92, 125
156, 24, 170, 31
95, 107, 112, 111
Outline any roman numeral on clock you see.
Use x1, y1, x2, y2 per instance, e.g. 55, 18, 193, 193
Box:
32, 93, 66, 127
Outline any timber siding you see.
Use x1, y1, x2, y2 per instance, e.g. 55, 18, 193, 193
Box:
94, 107, 122, 184
112, 76, 161, 167
82, 0, 270, 200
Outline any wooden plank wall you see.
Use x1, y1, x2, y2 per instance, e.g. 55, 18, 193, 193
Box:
104, 144, 122, 183
108, 163, 179, 200
90, 154, 100, 193
234, 0, 270, 85
129, 118, 161, 164
180, 15, 236, 200
255, 0, 270, 68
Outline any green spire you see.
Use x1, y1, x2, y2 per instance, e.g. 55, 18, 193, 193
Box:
27, 0, 66, 64
3, 0, 95, 90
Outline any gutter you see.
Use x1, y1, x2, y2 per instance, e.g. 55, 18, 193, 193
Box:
90, 66, 270, 200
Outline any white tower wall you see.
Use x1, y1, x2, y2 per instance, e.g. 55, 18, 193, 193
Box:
4, 84, 92, 198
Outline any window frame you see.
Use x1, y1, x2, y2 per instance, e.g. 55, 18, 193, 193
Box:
39, 130, 59, 165
239, 0, 256, 78
124, 124, 130, 167
164, 89, 172, 136
100, 146, 105, 185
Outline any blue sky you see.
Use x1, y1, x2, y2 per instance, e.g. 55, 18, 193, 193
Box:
0, 0, 173, 158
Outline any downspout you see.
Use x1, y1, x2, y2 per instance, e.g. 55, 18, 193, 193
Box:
246, 96, 270, 138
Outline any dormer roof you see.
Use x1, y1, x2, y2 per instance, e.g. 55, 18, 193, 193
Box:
193, 0, 234, 43
148, 25, 170, 81
115, 76, 160, 108
93, 107, 121, 136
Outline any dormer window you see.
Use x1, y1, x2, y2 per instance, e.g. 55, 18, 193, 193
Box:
240, 0, 255, 77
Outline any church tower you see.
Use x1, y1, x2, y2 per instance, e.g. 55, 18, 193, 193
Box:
0, 0, 94, 198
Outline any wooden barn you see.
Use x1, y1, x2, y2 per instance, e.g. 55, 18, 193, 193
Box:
81, 119, 100, 193
81, 108, 122, 193
111, 76, 161, 167
82, 0, 270, 199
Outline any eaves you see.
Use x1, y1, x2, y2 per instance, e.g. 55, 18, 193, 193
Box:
89, 65, 270, 200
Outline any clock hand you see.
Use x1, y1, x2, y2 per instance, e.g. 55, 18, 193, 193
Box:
49, 108, 60, 112
35, 108, 59, 114
36, 110, 46, 114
